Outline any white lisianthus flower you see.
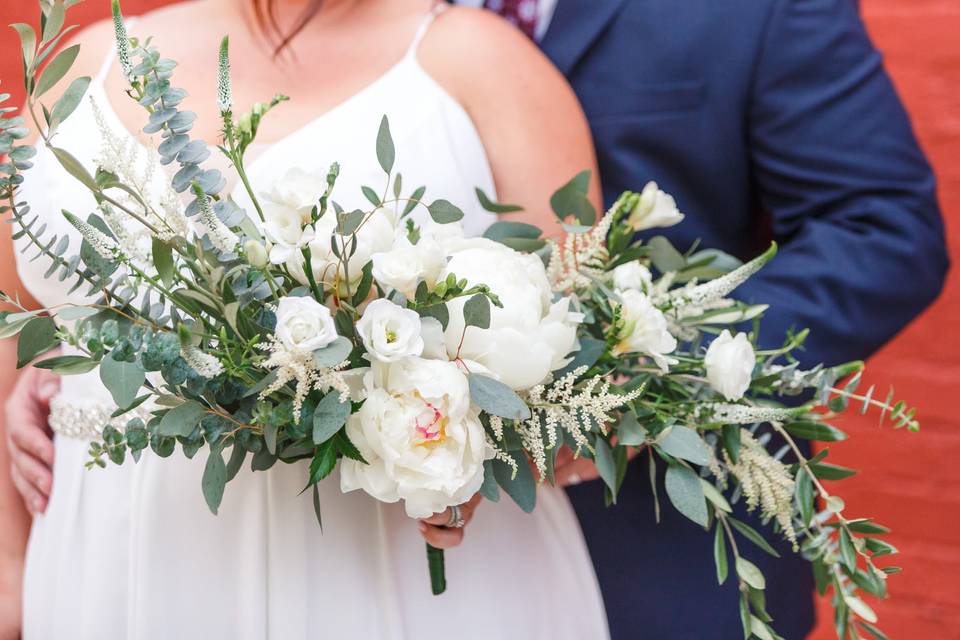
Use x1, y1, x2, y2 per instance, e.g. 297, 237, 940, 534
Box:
260, 168, 325, 264
275, 296, 338, 353
441, 237, 582, 390
243, 239, 269, 268
627, 181, 685, 231
613, 289, 678, 372
612, 261, 653, 293
371, 234, 447, 300
288, 208, 395, 294
356, 299, 425, 363
704, 330, 756, 401
340, 358, 491, 519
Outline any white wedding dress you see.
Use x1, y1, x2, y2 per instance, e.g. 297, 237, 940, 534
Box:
15, 8, 609, 640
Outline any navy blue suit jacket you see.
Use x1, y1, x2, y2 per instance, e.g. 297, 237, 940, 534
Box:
533, 1, 948, 638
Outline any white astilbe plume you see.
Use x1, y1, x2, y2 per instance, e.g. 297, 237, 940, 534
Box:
181, 344, 225, 379
111, 0, 134, 82
63, 212, 122, 260
100, 203, 148, 262
193, 187, 239, 253
486, 436, 519, 478
700, 403, 806, 425
521, 366, 643, 478
668, 244, 777, 310
258, 335, 349, 420
546, 205, 617, 292
724, 431, 798, 549
217, 37, 233, 114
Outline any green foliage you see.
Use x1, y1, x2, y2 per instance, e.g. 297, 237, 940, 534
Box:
468, 374, 531, 421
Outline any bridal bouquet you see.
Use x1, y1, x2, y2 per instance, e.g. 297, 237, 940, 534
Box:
0, 2, 917, 639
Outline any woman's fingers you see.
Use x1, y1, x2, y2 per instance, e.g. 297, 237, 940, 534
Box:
9, 463, 47, 514
418, 522, 464, 549
554, 453, 600, 488
7, 418, 55, 468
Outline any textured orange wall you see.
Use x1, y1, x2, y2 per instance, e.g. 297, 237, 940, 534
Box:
2, 1, 958, 638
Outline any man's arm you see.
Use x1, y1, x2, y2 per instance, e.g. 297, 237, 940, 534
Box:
736, 0, 949, 365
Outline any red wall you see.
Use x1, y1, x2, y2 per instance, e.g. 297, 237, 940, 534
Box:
1, 1, 957, 637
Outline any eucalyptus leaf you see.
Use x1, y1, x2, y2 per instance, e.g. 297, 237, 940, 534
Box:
468, 374, 531, 421
33, 354, 97, 375
16, 316, 58, 367
493, 451, 535, 513
427, 199, 464, 224
616, 412, 648, 446
594, 438, 617, 497
549, 170, 595, 225
312, 391, 351, 445
152, 237, 175, 288
735, 557, 766, 590
313, 336, 353, 368
647, 236, 686, 273
479, 460, 500, 502
462, 293, 491, 330
375, 115, 395, 174
664, 464, 708, 527
49, 76, 91, 127
475, 188, 523, 214
202, 448, 227, 514
554, 336, 605, 378
656, 426, 712, 466
158, 400, 207, 437
34, 44, 80, 97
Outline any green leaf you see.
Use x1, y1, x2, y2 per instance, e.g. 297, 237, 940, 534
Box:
402, 186, 426, 217
0, 313, 37, 339
225, 444, 246, 481
52, 148, 98, 190
735, 557, 766, 589
34, 44, 80, 97
49, 76, 91, 127
308, 442, 338, 484
16, 316, 59, 367
312, 336, 353, 368
750, 616, 775, 640
337, 209, 365, 235
714, 524, 729, 584
462, 293, 491, 329
795, 469, 814, 527
864, 538, 898, 557
665, 464, 708, 527
34, 354, 97, 375
468, 374, 531, 421
858, 620, 890, 640
616, 411, 647, 446
55, 306, 98, 321
243, 370, 278, 398
361, 186, 381, 207
375, 115, 395, 174
840, 528, 858, 572
479, 460, 500, 502
158, 400, 207, 437
312, 391, 351, 445
427, 199, 464, 224
722, 424, 740, 464
809, 461, 858, 481
784, 420, 848, 442
594, 438, 617, 497
493, 451, 536, 513
202, 448, 227, 515
656, 426, 712, 466
11, 24, 37, 72
844, 595, 878, 624
700, 480, 732, 513
847, 519, 890, 535
482, 221, 541, 243
334, 431, 365, 463
152, 236, 175, 288
647, 235, 686, 273
416, 303, 449, 330
312, 483, 323, 529
554, 336, 606, 379
549, 170, 595, 225
99, 356, 145, 409
728, 517, 781, 558
41, 0, 66, 44
475, 188, 523, 214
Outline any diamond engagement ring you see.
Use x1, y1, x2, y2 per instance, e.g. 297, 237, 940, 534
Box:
445, 504, 466, 529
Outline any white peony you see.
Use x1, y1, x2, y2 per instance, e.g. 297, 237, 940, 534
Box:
613, 289, 678, 372
260, 168, 324, 264
627, 181, 685, 231
288, 208, 395, 294
704, 330, 756, 401
356, 299, 425, 363
340, 358, 490, 518
371, 234, 447, 300
612, 261, 653, 293
441, 237, 582, 390
274, 295, 338, 353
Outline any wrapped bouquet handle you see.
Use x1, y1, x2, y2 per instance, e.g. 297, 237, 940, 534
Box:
426, 544, 446, 595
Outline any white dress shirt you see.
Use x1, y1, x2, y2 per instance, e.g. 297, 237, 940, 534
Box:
456, 0, 559, 41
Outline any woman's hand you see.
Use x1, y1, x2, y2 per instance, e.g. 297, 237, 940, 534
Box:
554, 445, 644, 488
417, 493, 483, 549
4, 365, 59, 513
0, 553, 23, 640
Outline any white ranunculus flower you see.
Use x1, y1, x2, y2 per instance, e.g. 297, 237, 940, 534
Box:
704, 330, 756, 401
288, 208, 395, 294
274, 295, 338, 353
612, 261, 653, 293
613, 289, 678, 372
371, 234, 447, 300
356, 299, 425, 363
627, 181, 685, 231
441, 237, 582, 390
340, 358, 491, 518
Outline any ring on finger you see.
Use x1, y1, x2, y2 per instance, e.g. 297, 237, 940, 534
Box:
444, 504, 466, 529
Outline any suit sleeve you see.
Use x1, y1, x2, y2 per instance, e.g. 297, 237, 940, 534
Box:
734, 0, 949, 366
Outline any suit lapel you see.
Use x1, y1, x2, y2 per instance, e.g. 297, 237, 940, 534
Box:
540, 0, 630, 75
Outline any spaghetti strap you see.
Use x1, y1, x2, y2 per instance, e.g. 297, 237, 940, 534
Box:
405, 4, 448, 59
94, 17, 138, 84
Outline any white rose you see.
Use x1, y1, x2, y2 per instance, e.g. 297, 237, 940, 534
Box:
340, 358, 490, 518
371, 234, 447, 300
260, 168, 325, 264
613, 289, 678, 372
356, 299, 425, 363
442, 238, 582, 390
627, 181, 684, 231
274, 295, 338, 352
704, 330, 756, 401
288, 208, 395, 294
612, 261, 653, 293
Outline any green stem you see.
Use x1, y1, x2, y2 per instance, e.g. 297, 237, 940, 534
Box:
425, 544, 446, 595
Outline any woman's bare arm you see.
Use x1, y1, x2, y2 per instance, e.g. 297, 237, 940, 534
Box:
421, 7, 602, 235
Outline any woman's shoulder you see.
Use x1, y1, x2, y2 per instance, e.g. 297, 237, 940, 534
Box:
419, 6, 568, 104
